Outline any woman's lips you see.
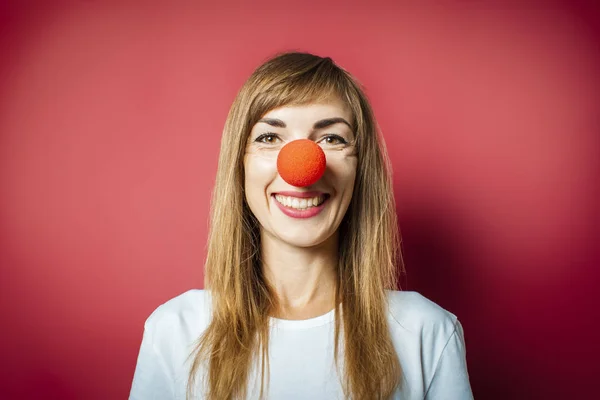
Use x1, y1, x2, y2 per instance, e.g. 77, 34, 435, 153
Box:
271, 193, 329, 219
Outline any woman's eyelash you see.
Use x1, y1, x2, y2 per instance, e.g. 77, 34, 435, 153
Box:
254, 133, 280, 143
321, 134, 348, 145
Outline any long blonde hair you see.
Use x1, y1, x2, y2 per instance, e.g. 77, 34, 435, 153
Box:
187, 52, 403, 400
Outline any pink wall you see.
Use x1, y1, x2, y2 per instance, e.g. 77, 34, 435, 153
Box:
1, 1, 598, 399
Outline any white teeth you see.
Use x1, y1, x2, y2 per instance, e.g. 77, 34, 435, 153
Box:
274, 194, 325, 210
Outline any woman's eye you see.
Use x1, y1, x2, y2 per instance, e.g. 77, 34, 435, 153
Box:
255, 133, 280, 144
321, 135, 347, 145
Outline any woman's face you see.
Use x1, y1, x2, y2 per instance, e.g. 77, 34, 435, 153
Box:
244, 97, 357, 248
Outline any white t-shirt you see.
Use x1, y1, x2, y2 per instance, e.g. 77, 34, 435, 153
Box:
129, 290, 473, 399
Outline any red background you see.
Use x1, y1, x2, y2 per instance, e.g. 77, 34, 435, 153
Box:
1, 1, 598, 399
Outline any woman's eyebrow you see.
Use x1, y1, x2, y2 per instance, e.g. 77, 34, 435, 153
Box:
257, 118, 286, 128
257, 117, 353, 130
313, 118, 353, 130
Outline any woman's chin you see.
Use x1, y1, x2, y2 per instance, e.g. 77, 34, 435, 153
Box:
281, 237, 323, 249
272, 230, 334, 249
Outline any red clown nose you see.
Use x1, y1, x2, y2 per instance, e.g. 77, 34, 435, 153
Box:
277, 139, 326, 187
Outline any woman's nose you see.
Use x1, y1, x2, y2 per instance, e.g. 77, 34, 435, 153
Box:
277, 139, 326, 187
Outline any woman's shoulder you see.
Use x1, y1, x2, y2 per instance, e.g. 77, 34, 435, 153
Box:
142, 289, 213, 341
385, 290, 459, 336
384, 291, 472, 398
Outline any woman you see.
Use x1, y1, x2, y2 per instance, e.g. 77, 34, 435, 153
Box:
129, 52, 473, 400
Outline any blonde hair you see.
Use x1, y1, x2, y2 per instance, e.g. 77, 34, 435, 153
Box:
187, 52, 403, 399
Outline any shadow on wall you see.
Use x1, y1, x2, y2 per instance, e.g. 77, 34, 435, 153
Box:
398, 203, 534, 400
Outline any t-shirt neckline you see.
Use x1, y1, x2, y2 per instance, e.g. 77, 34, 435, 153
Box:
269, 306, 337, 330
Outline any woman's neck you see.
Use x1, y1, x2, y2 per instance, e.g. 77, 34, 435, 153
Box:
260, 230, 339, 320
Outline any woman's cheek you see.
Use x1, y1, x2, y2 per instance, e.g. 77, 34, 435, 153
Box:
245, 151, 279, 182
325, 152, 358, 182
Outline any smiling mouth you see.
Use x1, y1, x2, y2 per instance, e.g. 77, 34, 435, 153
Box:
272, 194, 330, 210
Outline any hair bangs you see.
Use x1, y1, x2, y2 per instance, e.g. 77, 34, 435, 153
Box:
246, 56, 355, 132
